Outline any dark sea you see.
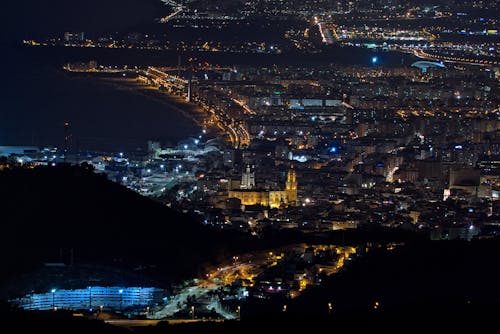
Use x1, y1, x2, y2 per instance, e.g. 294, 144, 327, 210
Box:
1, 44, 201, 152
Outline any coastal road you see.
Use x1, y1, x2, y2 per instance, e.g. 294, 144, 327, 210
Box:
106, 319, 224, 327
106, 319, 161, 327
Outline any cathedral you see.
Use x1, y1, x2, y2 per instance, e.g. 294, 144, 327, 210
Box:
228, 165, 298, 209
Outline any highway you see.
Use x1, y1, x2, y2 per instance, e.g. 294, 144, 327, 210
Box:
410, 48, 499, 66
144, 67, 252, 148
317, 21, 338, 45
159, 0, 184, 23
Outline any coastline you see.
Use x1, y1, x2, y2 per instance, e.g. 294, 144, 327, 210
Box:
97, 77, 205, 127
93, 75, 230, 146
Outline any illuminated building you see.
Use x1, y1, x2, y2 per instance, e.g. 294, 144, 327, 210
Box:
12, 286, 166, 311
411, 61, 446, 74
240, 164, 255, 189
64, 32, 85, 43
228, 168, 298, 209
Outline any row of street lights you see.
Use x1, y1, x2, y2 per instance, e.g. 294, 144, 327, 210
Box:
187, 305, 241, 321
279, 301, 379, 314
48, 289, 375, 319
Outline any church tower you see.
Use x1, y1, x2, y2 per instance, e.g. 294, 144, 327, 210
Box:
285, 168, 298, 204
240, 164, 255, 189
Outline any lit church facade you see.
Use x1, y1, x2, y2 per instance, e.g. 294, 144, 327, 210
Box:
228, 166, 298, 209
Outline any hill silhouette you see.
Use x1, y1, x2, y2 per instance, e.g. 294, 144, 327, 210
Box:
0, 164, 244, 295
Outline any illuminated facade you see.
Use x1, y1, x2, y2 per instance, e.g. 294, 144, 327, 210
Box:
228, 169, 298, 208
12, 286, 166, 311
240, 164, 256, 189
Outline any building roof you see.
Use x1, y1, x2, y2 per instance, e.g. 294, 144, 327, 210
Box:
411, 61, 446, 70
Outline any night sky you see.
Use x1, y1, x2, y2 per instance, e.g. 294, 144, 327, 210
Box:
1, 0, 165, 42
1, 1, 203, 151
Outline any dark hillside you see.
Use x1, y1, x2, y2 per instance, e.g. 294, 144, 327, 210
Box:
0, 165, 243, 292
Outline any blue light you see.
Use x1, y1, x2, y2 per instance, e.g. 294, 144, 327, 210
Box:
372, 56, 378, 64
13, 287, 166, 311
329, 147, 337, 153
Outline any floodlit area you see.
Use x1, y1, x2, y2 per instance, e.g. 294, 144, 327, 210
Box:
150, 244, 361, 320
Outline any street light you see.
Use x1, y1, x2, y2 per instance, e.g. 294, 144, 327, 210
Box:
51, 289, 56, 310
328, 302, 333, 315
237, 305, 241, 321
119, 289, 124, 311
191, 305, 195, 320
88, 287, 92, 311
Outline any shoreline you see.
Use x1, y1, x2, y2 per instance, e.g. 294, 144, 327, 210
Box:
94, 75, 231, 146
98, 77, 205, 127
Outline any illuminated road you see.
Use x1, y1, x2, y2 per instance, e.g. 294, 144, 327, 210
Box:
232, 98, 256, 115
143, 67, 250, 149
386, 166, 400, 183
106, 319, 161, 327
62, 65, 251, 149
159, 0, 184, 23
150, 245, 360, 320
106, 319, 223, 327
160, 8, 183, 23
317, 20, 338, 45
151, 261, 260, 320
410, 48, 499, 66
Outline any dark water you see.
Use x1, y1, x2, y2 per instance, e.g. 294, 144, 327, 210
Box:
1, 44, 200, 152
1, 42, 416, 152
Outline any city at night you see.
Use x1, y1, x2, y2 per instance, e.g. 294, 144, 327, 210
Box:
1, 0, 499, 332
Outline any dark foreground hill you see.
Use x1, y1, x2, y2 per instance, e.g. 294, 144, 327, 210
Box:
289, 239, 500, 315
0, 165, 246, 295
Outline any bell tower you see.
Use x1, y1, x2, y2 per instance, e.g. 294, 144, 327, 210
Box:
285, 168, 297, 204
241, 164, 255, 189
